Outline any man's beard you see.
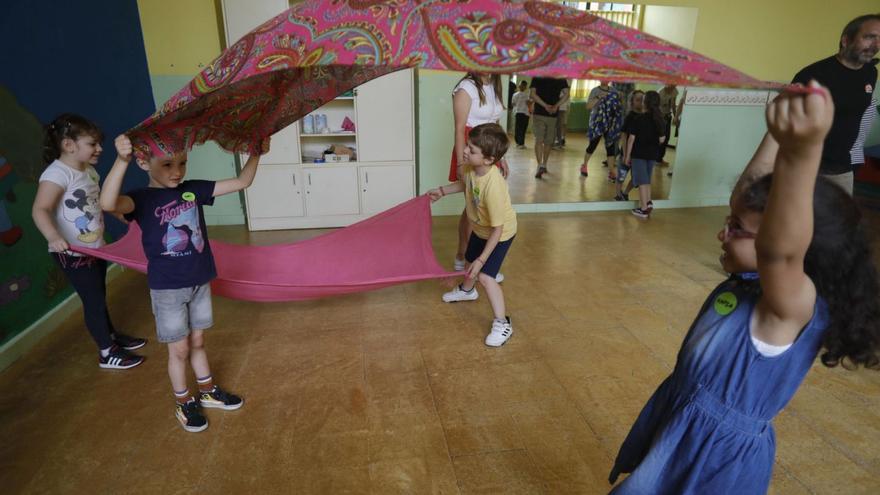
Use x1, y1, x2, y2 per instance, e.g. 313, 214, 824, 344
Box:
842, 45, 878, 65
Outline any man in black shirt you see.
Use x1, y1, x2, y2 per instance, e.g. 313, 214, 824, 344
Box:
530, 77, 569, 178
792, 14, 879, 194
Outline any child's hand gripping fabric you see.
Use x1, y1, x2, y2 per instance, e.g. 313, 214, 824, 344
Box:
465, 258, 483, 281
767, 81, 834, 151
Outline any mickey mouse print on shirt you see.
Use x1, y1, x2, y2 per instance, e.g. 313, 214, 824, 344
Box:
63, 187, 103, 243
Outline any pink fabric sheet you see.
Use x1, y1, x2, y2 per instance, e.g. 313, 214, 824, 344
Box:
73, 196, 453, 302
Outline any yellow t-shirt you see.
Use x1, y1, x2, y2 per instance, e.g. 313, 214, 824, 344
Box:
463, 165, 517, 241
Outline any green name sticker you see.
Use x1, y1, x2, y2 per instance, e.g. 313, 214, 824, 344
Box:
714, 291, 738, 316
182, 192, 196, 202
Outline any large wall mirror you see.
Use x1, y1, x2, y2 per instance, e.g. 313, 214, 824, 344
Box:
503, 2, 699, 205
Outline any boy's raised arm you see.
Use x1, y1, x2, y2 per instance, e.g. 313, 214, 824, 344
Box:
101, 134, 135, 214
213, 145, 265, 197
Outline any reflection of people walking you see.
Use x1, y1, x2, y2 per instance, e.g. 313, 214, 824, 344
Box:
554, 82, 571, 148
581, 82, 623, 180
529, 77, 569, 178
657, 84, 678, 164
511, 80, 531, 148
623, 91, 665, 218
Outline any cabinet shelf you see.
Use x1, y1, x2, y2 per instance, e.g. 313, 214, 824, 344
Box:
300, 132, 356, 138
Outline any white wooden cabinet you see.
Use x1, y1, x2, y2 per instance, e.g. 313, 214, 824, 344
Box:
361, 164, 414, 215
222, 0, 416, 230
304, 166, 360, 217
356, 70, 414, 163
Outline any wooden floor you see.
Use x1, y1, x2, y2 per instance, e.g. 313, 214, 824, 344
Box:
2, 207, 879, 494
505, 133, 674, 204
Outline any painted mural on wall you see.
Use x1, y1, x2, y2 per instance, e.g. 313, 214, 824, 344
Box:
0, 86, 71, 345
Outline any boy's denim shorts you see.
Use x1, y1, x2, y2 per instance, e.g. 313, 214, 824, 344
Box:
149, 284, 213, 343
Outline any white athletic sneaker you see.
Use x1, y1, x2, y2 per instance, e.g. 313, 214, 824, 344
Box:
494, 273, 505, 283
485, 317, 513, 347
453, 257, 466, 271
442, 284, 479, 303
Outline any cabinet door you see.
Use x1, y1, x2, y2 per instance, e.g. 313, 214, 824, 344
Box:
221, 0, 288, 42
360, 165, 415, 215
304, 166, 360, 216
258, 125, 301, 165
355, 69, 414, 162
245, 165, 304, 218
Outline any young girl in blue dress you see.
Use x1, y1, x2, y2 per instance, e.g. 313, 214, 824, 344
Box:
609, 81, 880, 494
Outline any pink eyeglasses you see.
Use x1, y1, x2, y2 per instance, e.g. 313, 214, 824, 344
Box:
722, 216, 758, 240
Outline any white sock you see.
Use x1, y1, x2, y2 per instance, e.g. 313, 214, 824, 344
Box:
100, 347, 111, 358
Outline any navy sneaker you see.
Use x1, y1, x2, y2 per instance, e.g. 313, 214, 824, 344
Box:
631, 208, 650, 219
176, 399, 208, 432
200, 386, 244, 411
98, 345, 145, 370
112, 332, 147, 351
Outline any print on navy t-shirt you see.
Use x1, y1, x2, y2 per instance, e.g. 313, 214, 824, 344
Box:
124, 180, 217, 290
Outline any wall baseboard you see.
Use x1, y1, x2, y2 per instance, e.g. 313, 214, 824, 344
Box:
0, 264, 125, 373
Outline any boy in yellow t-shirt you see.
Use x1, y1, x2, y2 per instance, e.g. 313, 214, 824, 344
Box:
428, 123, 517, 347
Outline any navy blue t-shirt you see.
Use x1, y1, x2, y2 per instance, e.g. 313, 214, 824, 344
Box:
124, 180, 217, 290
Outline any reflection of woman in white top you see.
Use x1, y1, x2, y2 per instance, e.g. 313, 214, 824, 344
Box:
450, 72, 507, 273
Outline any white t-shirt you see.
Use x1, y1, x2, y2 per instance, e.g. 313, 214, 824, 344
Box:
751, 335, 792, 357
453, 78, 503, 127
39, 160, 106, 254
512, 91, 530, 114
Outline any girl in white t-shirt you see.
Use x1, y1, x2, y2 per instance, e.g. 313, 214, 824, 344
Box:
450, 73, 508, 277
32, 114, 146, 370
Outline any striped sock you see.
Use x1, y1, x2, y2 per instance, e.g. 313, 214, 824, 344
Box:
197, 375, 214, 393
174, 388, 191, 405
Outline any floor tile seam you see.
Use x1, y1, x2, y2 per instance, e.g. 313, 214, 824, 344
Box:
449, 447, 529, 460
532, 346, 617, 461
506, 402, 606, 494
423, 356, 544, 376
774, 458, 820, 495
192, 337, 256, 488
783, 406, 880, 477
419, 349, 463, 495
615, 322, 676, 373
810, 381, 878, 412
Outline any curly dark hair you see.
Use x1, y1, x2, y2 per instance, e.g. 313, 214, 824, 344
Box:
742, 174, 880, 369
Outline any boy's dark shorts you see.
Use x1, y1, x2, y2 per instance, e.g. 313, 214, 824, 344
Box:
464, 233, 515, 278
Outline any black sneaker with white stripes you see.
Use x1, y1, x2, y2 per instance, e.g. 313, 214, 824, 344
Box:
98, 345, 145, 370
111, 332, 147, 351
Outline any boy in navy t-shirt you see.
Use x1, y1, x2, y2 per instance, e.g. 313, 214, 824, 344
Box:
101, 134, 265, 432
